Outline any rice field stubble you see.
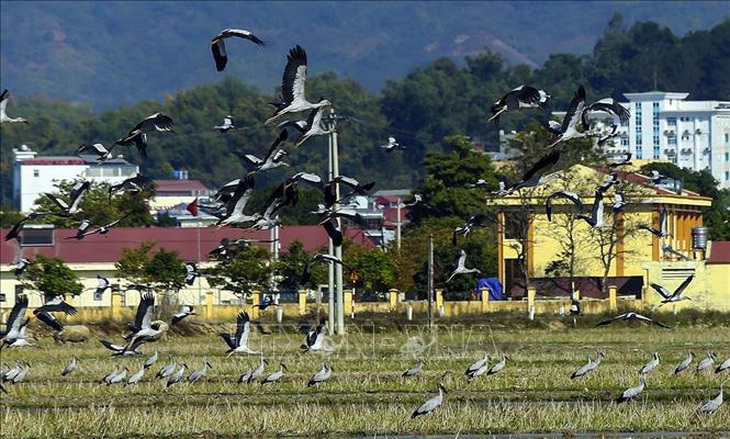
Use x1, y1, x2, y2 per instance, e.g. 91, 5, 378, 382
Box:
1, 318, 729, 438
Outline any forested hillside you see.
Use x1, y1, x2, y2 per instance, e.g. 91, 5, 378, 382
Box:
1, 16, 729, 210
1, 2, 728, 109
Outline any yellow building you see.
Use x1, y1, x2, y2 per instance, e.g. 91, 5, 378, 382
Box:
488, 164, 719, 308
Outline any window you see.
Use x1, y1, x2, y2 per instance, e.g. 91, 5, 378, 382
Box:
725, 133, 729, 143
726, 152, 729, 162
33, 169, 39, 177
668, 136, 677, 146
667, 117, 677, 127
0, 292, 5, 302
20, 225, 55, 247
621, 136, 629, 147
726, 171, 730, 181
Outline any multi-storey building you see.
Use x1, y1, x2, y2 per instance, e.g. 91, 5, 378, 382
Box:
604, 92, 730, 188
12, 145, 139, 212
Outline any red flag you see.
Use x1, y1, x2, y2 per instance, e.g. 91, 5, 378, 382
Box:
186, 198, 199, 217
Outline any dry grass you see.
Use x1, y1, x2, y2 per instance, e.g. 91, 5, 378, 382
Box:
1, 319, 729, 438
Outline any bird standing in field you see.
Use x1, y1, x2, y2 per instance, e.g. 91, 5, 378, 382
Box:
166, 363, 188, 387
0, 89, 29, 124
307, 362, 333, 387
616, 375, 647, 404
126, 364, 145, 385
61, 356, 78, 377
639, 352, 661, 375
240, 354, 268, 384
210, 28, 266, 72
716, 356, 730, 374
464, 354, 489, 380
144, 350, 159, 369
697, 351, 717, 373
265, 45, 331, 125
156, 356, 177, 379
487, 355, 507, 376
411, 376, 449, 418
698, 385, 724, 415
187, 360, 213, 384
261, 363, 287, 385
402, 359, 425, 379
674, 352, 694, 375
571, 351, 604, 379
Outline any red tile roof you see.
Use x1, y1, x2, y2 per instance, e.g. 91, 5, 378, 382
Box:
21, 158, 86, 166
707, 241, 730, 264
153, 180, 212, 196
1, 226, 374, 264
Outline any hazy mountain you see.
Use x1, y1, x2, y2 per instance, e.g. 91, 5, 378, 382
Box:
1, 1, 728, 110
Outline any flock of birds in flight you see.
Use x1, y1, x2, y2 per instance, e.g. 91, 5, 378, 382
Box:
1, 27, 725, 420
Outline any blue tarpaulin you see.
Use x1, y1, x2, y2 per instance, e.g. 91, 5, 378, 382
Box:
475, 277, 505, 301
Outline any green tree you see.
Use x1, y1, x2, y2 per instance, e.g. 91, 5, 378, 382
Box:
275, 240, 318, 291
115, 240, 185, 292
639, 162, 730, 240
31, 180, 154, 228
203, 244, 274, 301
21, 255, 84, 300
344, 241, 397, 293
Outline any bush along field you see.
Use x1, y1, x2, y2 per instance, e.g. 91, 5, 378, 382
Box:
1, 312, 729, 438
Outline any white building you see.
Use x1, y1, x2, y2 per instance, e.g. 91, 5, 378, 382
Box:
12, 145, 139, 212
605, 92, 730, 188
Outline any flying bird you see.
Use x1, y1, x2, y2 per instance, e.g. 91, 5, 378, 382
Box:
301, 318, 330, 352
33, 295, 78, 332
116, 113, 175, 158
171, 305, 195, 326
611, 191, 626, 213
75, 215, 127, 238
487, 85, 549, 124
301, 253, 346, 285
44, 180, 90, 216
545, 190, 583, 222
123, 293, 164, 353
445, 249, 481, 283
75, 143, 116, 162
219, 311, 259, 356
452, 211, 495, 246
636, 208, 670, 238
242, 130, 290, 172
650, 274, 694, 308
5, 212, 52, 242
216, 173, 259, 227
294, 105, 333, 147
0, 295, 29, 349
596, 312, 669, 328
184, 262, 199, 286
109, 173, 156, 199
210, 28, 266, 72
94, 275, 111, 297
265, 45, 331, 125
0, 89, 29, 124
380, 136, 407, 151
607, 152, 632, 168
213, 115, 235, 132
575, 191, 605, 228
13, 258, 32, 277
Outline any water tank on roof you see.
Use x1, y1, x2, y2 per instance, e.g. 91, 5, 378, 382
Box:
692, 227, 709, 250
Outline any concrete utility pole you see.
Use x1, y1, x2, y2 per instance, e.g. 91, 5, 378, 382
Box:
427, 233, 434, 330
326, 109, 345, 335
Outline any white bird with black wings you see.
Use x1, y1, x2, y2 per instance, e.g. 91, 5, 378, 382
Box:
219, 311, 259, 356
